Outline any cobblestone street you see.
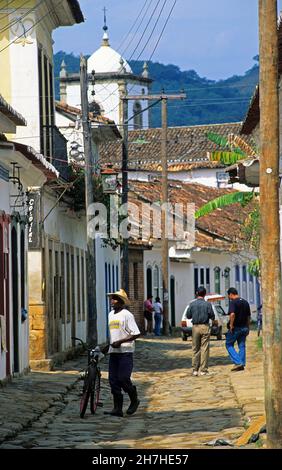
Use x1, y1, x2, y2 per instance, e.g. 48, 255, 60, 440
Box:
0, 331, 264, 449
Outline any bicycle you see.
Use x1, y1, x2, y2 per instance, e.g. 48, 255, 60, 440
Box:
72, 337, 103, 418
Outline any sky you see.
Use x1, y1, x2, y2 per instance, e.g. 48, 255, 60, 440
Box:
53, 0, 282, 81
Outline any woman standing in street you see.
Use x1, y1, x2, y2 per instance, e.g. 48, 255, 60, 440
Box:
153, 296, 163, 336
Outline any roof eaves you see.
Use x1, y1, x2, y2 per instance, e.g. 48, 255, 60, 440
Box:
67, 0, 84, 23
241, 86, 260, 135
13, 142, 59, 180
0, 95, 26, 126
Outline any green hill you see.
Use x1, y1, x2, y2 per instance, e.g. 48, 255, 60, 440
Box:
54, 51, 258, 127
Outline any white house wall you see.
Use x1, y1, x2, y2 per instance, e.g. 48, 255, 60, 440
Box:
0, 155, 35, 380
41, 191, 87, 351
170, 261, 194, 325
127, 83, 149, 129
128, 169, 251, 192
65, 83, 82, 109
143, 247, 259, 331
95, 236, 121, 345
192, 251, 259, 317
0, 177, 10, 213
65, 81, 149, 128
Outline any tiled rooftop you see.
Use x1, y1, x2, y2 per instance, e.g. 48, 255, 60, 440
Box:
99, 122, 252, 169
128, 180, 255, 252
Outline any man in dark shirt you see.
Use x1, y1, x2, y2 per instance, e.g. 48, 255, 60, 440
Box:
225, 287, 251, 371
187, 286, 215, 376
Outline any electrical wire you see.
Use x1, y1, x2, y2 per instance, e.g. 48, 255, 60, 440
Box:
148, 0, 177, 62
0, 0, 17, 8
0, 0, 65, 54
129, 0, 169, 64
97, 0, 165, 108
127, 0, 163, 63
0, 0, 46, 34
105, 0, 178, 116
116, 0, 149, 50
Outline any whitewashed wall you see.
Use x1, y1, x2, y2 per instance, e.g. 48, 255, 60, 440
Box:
65, 80, 149, 128
127, 168, 251, 192
95, 236, 121, 345
142, 246, 259, 332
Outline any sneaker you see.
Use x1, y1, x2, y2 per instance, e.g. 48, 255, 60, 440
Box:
192, 370, 198, 376
199, 371, 209, 376
231, 365, 245, 372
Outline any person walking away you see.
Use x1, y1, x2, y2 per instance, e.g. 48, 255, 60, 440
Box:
225, 287, 251, 371
102, 289, 140, 417
144, 295, 153, 334
153, 296, 163, 336
257, 304, 263, 337
187, 286, 215, 376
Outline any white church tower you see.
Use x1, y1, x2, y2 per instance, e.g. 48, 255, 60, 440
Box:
59, 11, 153, 129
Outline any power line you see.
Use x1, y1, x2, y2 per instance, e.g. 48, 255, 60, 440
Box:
97, 0, 165, 108
117, 0, 151, 59
130, 0, 169, 63
0, 0, 65, 54
105, 0, 177, 116
127, 0, 163, 62
148, 0, 177, 62
82, 0, 152, 101
0, 0, 46, 34
0, 0, 16, 7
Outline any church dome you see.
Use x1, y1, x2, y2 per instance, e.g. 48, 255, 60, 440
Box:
87, 32, 132, 74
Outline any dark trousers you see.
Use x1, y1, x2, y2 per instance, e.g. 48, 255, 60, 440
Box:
109, 353, 134, 395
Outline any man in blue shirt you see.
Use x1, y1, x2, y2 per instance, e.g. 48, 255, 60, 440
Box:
225, 287, 251, 372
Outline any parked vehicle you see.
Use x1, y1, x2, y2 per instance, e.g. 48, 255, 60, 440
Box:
180, 294, 229, 341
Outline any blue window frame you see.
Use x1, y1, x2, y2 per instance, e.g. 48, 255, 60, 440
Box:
116, 265, 119, 290
112, 264, 115, 291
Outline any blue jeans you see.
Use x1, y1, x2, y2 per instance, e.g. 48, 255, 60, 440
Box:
225, 327, 249, 366
154, 314, 162, 336
109, 353, 134, 395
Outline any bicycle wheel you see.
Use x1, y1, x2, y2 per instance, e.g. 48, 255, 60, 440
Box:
80, 366, 95, 418
90, 368, 101, 414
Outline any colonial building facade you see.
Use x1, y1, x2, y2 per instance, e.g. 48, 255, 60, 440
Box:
0, 94, 58, 381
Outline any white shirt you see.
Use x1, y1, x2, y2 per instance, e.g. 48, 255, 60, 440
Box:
108, 308, 140, 353
153, 302, 163, 314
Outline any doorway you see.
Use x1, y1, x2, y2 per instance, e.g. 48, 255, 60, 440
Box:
170, 276, 176, 327
11, 226, 19, 373
146, 267, 152, 298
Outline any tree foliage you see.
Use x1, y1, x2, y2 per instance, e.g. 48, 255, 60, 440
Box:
195, 192, 255, 219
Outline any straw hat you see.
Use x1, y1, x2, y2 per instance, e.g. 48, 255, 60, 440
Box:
107, 289, 130, 306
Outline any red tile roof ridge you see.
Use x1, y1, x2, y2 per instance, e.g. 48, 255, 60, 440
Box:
55, 101, 115, 125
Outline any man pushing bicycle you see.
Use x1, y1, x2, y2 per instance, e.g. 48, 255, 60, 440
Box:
102, 289, 140, 417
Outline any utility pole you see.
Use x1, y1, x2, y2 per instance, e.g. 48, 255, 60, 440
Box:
123, 92, 186, 335
120, 90, 129, 292
80, 55, 97, 346
161, 97, 169, 335
259, 0, 282, 448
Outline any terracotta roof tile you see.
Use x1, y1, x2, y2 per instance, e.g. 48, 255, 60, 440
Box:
100, 123, 252, 169
0, 94, 26, 126
127, 180, 254, 252
55, 101, 116, 125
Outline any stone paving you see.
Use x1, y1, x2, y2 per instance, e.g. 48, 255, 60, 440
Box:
0, 330, 264, 449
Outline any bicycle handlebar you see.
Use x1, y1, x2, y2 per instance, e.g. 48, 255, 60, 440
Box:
72, 336, 103, 361
72, 336, 87, 349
